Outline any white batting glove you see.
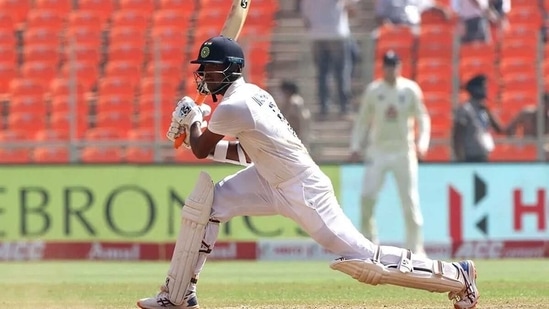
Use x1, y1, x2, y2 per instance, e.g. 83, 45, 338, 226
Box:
166, 121, 191, 149
172, 96, 211, 127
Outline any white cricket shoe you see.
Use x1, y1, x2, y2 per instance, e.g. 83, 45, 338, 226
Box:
137, 285, 199, 309
449, 260, 479, 309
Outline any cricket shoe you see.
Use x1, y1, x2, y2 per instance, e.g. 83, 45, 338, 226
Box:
448, 260, 479, 309
137, 285, 198, 309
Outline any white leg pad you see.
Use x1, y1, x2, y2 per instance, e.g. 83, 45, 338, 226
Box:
166, 171, 214, 305
330, 258, 464, 293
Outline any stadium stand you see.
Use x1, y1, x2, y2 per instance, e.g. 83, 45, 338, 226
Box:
0, 0, 546, 163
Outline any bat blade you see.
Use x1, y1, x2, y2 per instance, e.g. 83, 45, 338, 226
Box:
174, 0, 252, 149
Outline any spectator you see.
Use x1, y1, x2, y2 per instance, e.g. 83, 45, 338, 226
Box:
349, 50, 430, 256
300, 0, 358, 120
451, 0, 492, 43
279, 79, 312, 150
488, 0, 511, 40
374, 0, 450, 35
452, 74, 504, 162
505, 92, 549, 137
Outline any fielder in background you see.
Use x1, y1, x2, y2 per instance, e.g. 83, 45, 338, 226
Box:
137, 36, 477, 309
349, 50, 431, 257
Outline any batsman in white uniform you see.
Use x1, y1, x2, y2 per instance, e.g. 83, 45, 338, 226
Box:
349, 50, 430, 256
137, 37, 478, 309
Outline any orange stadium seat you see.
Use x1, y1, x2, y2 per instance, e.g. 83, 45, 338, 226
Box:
150, 43, 186, 64
0, 62, 17, 95
81, 146, 124, 163
499, 58, 537, 76
109, 26, 147, 47
490, 143, 538, 161
95, 111, 134, 132
419, 25, 454, 46
20, 61, 57, 89
159, 0, 195, 12
111, 10, 150, 31
23, 44, 60, 66
26, 9, 66, 31
501, 73, 538, 93
49, 112, 89, 137
144, 61, 183, 85
34, 0, 73, 14
507, 7, 543, 27
139, 77, 179, 99
459, 58, 496, 80
125, 146, 154, 163
420, 7, 453, 26
59, 61, 100, 92
127, 128, 155, 141
48, 77, 87, 98
104, 60, 142, 85
174, 149, 204, 164
500, 91, 538, 108
0, 148, 32, 163
0, 0, 31, 25
67, 10, 103, 33
135, 111, 172, 132
423, 144, 452, 162
424, 91, 453, 108
34, 128, 69, 141
416, 59, 452, 77
107, 43, 145, 65
153, 9, 193, 28
50, 94, 89, 115
78, 0, 116, 25
150, 26, 188, 46
23, 27, 61, 48
377, 24, 416, 44
0, 45, 16, 64
415, 73, 453, 94
9, 94, 48, 115
96, 93, 135, 114
417, 43, 453, 60
459, 42, 496, 59
85, 127, 123, 140
500, 39, 537, 59
10, 78, 46, 98
61, 44, 101, 65
98, 76, 137, 97
65, 26, 103, 47
32, 146, 70, 163
0, 28, 16, 49
8, 112, 47, 131
118, 0, 156, 14
0, 11, 14, 31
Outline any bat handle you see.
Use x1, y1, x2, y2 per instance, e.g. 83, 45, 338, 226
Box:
173, 93, 208, 149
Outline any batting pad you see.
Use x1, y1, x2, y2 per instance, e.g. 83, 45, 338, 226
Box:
330, 258, 464, 293
167, 172, 214, 305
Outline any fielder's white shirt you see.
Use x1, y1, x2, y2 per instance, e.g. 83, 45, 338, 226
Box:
208, 78, 316, 185
350, 77, 430, 154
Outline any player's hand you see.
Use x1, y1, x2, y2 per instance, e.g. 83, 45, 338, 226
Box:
172, 96, 211, 127
348, 151, 362, 163
166, 121, 191, 149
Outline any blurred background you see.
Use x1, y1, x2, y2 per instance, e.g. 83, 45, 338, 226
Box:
0, 0, 548, 262
0, 0, 546, 163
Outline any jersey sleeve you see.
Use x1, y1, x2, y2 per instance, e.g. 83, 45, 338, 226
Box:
207, 101, 255, 137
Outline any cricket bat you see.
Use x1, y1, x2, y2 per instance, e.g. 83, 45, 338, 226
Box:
174, 0, 252, 149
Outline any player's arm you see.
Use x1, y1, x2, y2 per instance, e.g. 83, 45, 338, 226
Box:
349, 84, 374, 158
189, 125, 251, 165
412, 84, 430, 156
503, 110, 526, 135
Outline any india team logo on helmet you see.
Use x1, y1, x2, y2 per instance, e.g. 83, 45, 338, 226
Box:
200, 46, 210, 59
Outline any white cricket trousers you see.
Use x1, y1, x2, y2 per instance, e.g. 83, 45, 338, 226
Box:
210, 165, 377, 259
361, 150, 424, 253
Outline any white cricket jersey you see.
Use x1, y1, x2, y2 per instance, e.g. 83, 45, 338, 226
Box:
350, 77, 430, 154
208, 78, 316, 185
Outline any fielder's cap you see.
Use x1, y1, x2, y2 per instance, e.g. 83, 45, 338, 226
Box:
190, 36, 245, 67
382, 50, 401, 66
464, 74, 487, 91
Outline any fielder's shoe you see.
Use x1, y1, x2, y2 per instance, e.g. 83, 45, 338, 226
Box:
448, 260, 479, 309
137, 286, 198, 309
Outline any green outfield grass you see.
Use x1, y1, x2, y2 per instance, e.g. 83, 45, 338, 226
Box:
1, 259, 548, 309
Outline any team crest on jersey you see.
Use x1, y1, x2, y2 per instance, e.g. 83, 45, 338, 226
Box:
200, 46, 210, 58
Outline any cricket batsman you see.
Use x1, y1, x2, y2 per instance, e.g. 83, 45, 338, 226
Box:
349, 50, 431, 256
137, 37, 477, 309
